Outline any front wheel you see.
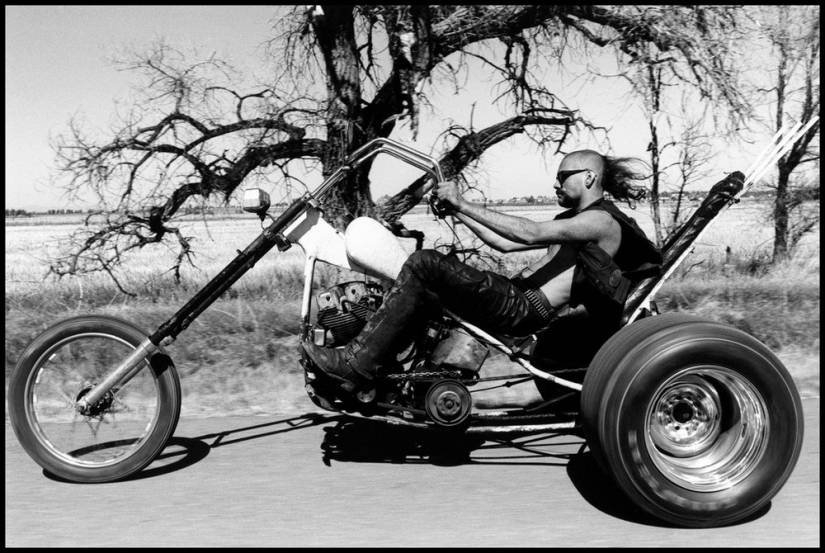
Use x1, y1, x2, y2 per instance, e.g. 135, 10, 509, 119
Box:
581, 314, 804, 527
8, 315, 181, 483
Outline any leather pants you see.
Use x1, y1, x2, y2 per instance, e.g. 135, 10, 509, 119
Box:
346, 249, 550, 368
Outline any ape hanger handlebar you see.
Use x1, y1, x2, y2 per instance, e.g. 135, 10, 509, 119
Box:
311, 138, 449, 216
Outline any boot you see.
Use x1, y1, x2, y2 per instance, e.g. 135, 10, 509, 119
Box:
302, 341, 375, 393
302, 273, 429, 393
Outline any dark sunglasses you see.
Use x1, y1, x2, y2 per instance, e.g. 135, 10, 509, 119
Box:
556, 168, 589, 184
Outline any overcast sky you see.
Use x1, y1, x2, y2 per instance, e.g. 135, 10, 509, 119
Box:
5, 6, 768, 211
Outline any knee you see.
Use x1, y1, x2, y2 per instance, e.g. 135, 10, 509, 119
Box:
406, 249, 443, 269
404, 249, 444, 280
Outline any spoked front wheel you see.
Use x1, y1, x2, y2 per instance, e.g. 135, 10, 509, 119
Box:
8, 315, 181, 483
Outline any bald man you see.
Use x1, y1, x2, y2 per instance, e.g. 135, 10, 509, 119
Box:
303, 150, 661, 394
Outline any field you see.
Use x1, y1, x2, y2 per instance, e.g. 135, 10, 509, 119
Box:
5, 201, 820, 416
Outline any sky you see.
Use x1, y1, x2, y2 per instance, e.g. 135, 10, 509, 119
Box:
6, 6, 277, 210
5, 5, 775, 211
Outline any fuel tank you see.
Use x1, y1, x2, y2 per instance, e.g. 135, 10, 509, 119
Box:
344, 217, 410, 280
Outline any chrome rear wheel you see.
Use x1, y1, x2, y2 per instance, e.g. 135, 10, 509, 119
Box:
645, 368, 768, 492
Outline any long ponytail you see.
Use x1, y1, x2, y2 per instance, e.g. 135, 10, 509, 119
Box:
602, 156, 649, 208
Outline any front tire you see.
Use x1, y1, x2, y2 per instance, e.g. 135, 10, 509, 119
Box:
581, 314, 804, 527
8, 315, 182, 483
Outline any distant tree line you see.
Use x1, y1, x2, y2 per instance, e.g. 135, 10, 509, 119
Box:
5, 208, 87, 217
6, 189, 801, 220
493, 188, 797, 205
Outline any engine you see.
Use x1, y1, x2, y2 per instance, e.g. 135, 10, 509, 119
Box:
311, 279, 491, 375
309, 279, 491, 428
311, 281, 385, 347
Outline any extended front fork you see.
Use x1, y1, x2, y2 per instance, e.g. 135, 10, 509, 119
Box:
75, 197, 309, 413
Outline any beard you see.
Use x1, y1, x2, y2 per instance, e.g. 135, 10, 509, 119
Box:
556, 193, 574, 208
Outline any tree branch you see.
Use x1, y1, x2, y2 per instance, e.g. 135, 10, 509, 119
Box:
375, 112, 574, 222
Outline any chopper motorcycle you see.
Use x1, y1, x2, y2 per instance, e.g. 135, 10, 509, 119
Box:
8, 121, 813, 528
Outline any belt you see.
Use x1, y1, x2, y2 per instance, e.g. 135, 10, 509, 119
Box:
511, 277, 556, 322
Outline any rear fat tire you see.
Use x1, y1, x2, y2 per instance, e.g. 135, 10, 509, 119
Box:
581, 314, 699, 474
581, 314, 804, 527
8, 315, 182, 483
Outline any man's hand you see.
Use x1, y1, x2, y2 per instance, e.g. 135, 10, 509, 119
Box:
433, 180, 465, 213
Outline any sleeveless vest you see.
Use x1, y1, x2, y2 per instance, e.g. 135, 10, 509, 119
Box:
522, 198, 662, 319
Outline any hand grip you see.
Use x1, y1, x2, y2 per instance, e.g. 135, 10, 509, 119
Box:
427, 193, 448, 218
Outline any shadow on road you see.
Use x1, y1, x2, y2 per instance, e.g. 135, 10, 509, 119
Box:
190, 412, 337, 449
565, 449, 665, 526
320, 418, 488, 466
318, 416, 772, 529
144, 413, 342, 478
43, 411, 773, 529
42, 435, 215, 484
43, 413, 343, 483
319, 417, 584, 467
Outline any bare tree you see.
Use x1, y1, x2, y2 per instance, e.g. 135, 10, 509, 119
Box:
50, 5, 750, 286
748, 6, 820, 261
665, 110, 716, 240
616, 35, 736, 248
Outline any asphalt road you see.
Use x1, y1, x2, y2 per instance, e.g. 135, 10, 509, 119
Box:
5, 397, 820, 547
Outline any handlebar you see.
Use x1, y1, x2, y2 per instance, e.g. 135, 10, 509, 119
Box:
310, 138, 449, 217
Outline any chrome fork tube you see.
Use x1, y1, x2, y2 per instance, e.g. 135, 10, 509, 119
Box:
75, 337, 160, 413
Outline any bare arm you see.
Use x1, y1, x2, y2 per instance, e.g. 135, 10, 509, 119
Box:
456, 201, 613, 245
454, 211, 545, 252
434, 180, 620, 252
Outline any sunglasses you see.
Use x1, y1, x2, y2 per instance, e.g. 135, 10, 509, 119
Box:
556, 168, 589, 184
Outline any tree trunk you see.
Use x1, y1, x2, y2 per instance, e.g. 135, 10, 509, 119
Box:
772, 165, 792, 260
646, 61, 664, 248
312, 5, 373, 229
648, 119, 663, 248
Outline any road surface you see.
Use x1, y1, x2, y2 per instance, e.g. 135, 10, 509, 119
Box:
5, 397, 819, 547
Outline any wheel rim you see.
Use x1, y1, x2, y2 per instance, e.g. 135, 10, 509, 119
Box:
644, 366, 769, 492
25, 333, 161, 469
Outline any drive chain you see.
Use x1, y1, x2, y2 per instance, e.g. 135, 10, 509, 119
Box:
382, 370, 463, 381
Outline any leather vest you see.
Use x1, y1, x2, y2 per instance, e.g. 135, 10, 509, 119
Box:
523, 198, 662, 319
